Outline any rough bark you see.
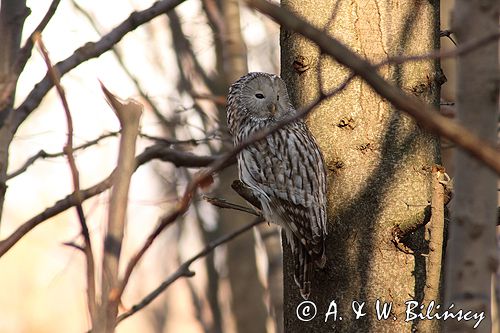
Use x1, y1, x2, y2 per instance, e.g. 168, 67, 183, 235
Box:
281, 1, 440, 332
444, 1, 499, 333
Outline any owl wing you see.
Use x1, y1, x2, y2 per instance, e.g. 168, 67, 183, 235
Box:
240, 121, 327, 262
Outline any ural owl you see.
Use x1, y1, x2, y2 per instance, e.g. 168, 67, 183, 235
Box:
226, 72, 327, 299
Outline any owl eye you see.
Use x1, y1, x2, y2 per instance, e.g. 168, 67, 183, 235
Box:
255, 93, 265, 99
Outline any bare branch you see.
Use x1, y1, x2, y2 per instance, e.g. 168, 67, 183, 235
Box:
0, 144, 218, 257
191, 93, 226, 105
168, 9, 215, 95
380, 29, 499, 65
115, 217, 264, 324
246, 0, 500, 174
34, 33, 97, 321
98, 84, 142, 332
203, 195, 259, 216
7, 149, 47, 180
140, 132, 222, 146
6, 130, 221, 180
139, 144, 225, 167
15, 0, 62, 74
7, 131, 119, 180
70, 0, 172, 128
13, 0, 189, 131
440, 29, 457, 46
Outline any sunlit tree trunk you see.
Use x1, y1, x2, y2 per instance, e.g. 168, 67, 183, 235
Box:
444, 1, 499, 333
281, 0, 441, 331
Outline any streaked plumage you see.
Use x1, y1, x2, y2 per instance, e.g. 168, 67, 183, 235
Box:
226, 72, 327, 299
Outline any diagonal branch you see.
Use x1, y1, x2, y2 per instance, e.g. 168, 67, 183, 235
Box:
13, 0, 189, 131
246, 0, 500, 174
34, 33, 97, 321
203, 195, 260, 216
70, 0, 172, 128
15, 0, 62, 74
0, 144, 219, 257
115, 217, 264, 324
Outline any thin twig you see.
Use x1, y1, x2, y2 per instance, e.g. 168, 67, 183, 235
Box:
191, 93, 226, 105
246, 0, 500, 174
16, 0, 62, 74
70, 0, 172, 128
34, 33, 97, 322
440, 29, 457, 46
139, 132, 221, 146
115, 217, 264, 324
7, 131, 119, 180
0, 0, 60, 111
14, 0, 189, 131
7, 130, 221, 180
0, 144, 219, 257
377, 29, 498, 66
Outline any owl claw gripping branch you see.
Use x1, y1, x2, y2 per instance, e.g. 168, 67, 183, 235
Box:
226, 72, 328, 300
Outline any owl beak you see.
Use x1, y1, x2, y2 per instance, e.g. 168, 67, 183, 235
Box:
270, 102, 277, 115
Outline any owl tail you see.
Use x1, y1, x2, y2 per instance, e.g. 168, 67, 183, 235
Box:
292, 236, 326, 300
293, 241, 312, 300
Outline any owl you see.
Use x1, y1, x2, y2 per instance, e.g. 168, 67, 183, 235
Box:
226, 72, 327, 299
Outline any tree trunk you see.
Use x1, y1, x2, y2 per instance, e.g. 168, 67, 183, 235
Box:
0, 0, 28, 225
444, 1, 499, 333
281, 1, 440, 332
216, 1, 268, 332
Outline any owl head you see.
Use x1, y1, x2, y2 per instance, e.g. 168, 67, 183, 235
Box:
227, 72, 293, 135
